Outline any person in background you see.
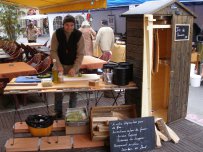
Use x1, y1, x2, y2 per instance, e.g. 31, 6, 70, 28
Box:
79, 21, 96, 56
26, 22, 38, 43
193, 23, 201, 42
95, 19, 114, 61
50, 15, 85, 118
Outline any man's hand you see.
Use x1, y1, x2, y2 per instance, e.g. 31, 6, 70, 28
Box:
57, 66, 64, 73
68, 68, 76, 77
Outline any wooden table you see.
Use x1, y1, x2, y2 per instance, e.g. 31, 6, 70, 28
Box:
0, 62, 37, 79
4, 78, 136, 94
4, 76, 136, 107
81, 56, 107, 69
23, 43, 44, 47
36, 46, 50, 54
0, 50, 10, 62
4, 77, 137, 151
93, 43, 126, 63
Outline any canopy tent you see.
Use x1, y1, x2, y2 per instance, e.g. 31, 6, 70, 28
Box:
107, 0, 203, 7
2, 0, 107, 14
2, 0, 203, 14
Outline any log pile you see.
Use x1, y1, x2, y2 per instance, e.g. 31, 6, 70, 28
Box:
155, 118, 180, 147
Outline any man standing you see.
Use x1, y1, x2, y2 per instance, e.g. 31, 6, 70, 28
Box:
50, 15, 85, 118
95, 19, 115, 61
26, 22, 38, 43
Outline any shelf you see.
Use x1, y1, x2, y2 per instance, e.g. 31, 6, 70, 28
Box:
153, 25, 171, 29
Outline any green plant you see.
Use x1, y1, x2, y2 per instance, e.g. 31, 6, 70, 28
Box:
0, 3, 21, 40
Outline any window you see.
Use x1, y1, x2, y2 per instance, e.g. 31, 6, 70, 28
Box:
53, 16, 63, 31
75, 15, 84, 29
19, 11, 26, 28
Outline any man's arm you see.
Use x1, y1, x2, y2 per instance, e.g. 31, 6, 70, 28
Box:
111, 31, 115, 49
72, 35, 85, 72
50, 32, 63, 72
94, 29, 102, 49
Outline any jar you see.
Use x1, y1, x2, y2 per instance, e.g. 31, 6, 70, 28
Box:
58, 72, 64, 83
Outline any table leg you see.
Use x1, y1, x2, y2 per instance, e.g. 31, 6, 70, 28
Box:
42, 93, 49, 115
94, 91, 104, 106
12, 94, 20, 109
111, 90, 123, 106
11, 95, 23, 146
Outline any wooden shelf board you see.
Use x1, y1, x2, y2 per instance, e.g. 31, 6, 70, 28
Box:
52, 120, 65, 131
40, 136, 72, 151
73, 134, 104, 149
13, 122, 28, 133
153, 25, 171, 29
14, 120, 65, 133
5, 137, 39, 152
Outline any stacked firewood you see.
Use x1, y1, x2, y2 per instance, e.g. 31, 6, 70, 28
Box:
155, 118, 180, 147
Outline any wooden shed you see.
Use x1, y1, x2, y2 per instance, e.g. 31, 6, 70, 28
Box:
122, 0, 196, 122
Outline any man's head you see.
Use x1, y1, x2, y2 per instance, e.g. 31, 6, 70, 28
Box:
28, 22, 34, 28
101, 19, 108, 26
63, 15, 75, 32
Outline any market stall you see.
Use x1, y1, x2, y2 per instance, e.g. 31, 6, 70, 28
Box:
122, 0, 195, 122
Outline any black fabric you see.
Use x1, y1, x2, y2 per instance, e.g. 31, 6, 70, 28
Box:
56, 28, 82, 65
26, 115, 53, 128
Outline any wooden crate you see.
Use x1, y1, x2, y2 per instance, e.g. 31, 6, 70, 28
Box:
90, 104, 137, 141
66, 124, 90, 135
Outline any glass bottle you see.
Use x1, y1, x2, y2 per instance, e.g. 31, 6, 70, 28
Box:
58, 72, 64, 83
52, 59, 58, 83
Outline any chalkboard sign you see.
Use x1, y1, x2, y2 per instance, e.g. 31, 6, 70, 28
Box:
175, 24, 190, 41
109, 116, 155, 152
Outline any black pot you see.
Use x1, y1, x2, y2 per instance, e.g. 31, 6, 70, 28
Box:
118, 62, 133, 81
103, 63, 118, 72
25, 115, 53, 128
113, 67, 129, 86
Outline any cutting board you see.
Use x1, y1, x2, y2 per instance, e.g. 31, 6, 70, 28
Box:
63, 74, 100, 82
15, 76, 41, 83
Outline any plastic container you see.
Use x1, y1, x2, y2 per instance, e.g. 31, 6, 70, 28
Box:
190, 64, 196, 76
65, 107, 89, 135
25, 115, 53, 137
65, 107, 89, 126
190, 74, 201, 87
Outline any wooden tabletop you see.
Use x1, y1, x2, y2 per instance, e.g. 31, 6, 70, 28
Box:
23, 43, 44, 47
0, 50, 10, 59
81, 56, 106, 69
4, 78, 137, 94
0, 62, 37, 79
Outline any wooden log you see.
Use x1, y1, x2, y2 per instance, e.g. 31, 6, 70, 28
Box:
93, 131, 109, 136
155, 118, 171, 141
112, 111, 129, 120
92, 117, 118, 122
155, 126, 162, 148
96, 124, 109, 132
157, 130, 168, 141
155, 118, 179, 143
166, 125, 180, 143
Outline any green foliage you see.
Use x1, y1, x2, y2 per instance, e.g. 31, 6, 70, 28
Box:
0, 3, 21, 40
